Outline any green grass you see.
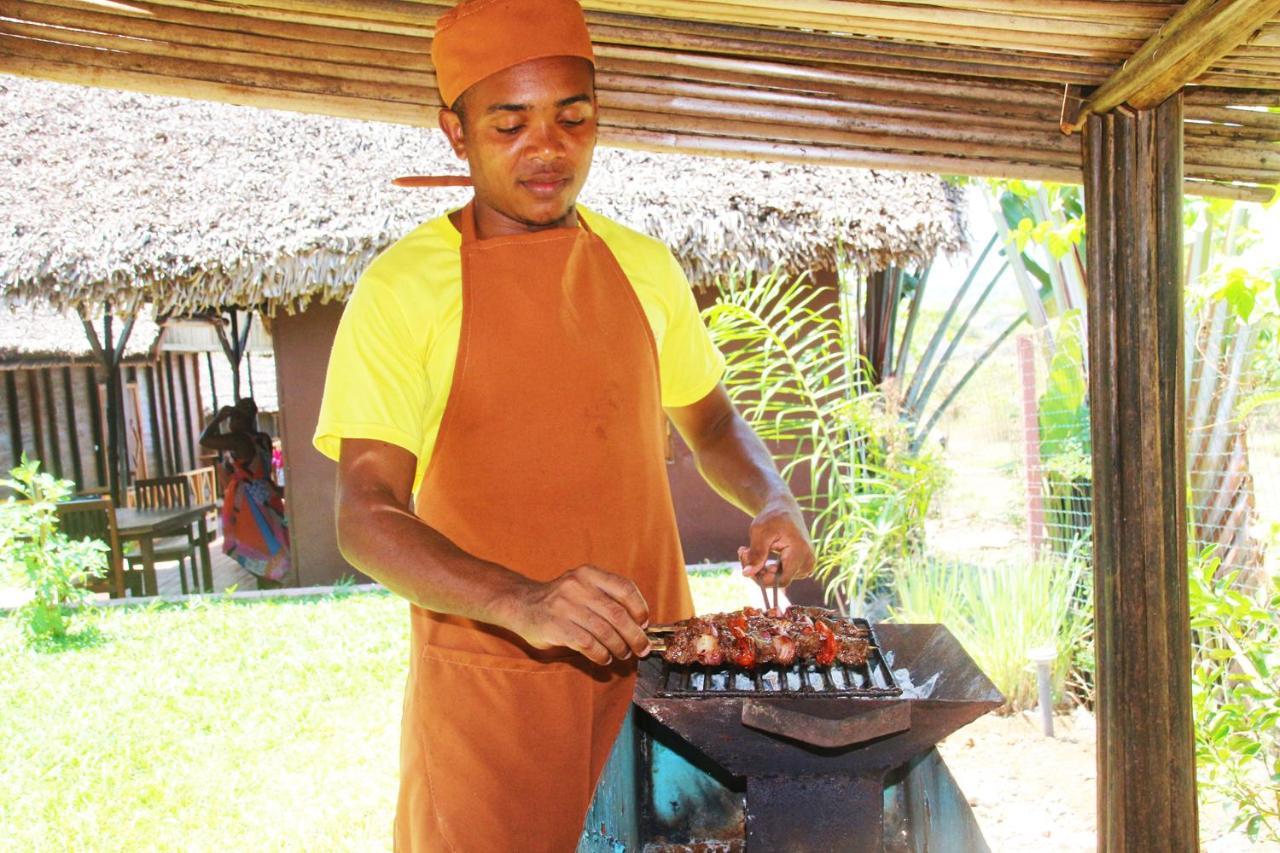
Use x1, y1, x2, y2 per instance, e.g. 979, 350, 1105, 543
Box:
1, 575, 748, 851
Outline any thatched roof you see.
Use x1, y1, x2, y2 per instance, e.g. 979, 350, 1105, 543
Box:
1, 2, 1276, 203
0, 74, 966, 317
0, 303, 162, 368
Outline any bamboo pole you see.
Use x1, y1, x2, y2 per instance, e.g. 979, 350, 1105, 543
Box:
590, 20, 1120, 84
584, 0, 1162, 41
597, 2, 1144, 57
10, 0, 430, 67
0, 17, 436, 89
0, 30, 434, 103
0, 50, 434, 126
598, 88, 1068, 142
1072, 0, 1280, 126
600, 126, 1275, 202
596, 46, 1068, 109
599, 97, 1080, 161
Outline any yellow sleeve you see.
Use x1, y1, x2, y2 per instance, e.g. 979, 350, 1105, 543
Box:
657, 249, 726, 408
313, 267, 433, 463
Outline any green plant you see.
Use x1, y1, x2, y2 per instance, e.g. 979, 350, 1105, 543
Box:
0, 455, 108, 639
1037, 310, 1094, 557
704, 270, 945, 615
890, 554, 1093, 712
1190, 549, 1280, 842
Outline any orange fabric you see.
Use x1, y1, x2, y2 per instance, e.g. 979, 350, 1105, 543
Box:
395, 202, 694, 852
430, 0, 595, 107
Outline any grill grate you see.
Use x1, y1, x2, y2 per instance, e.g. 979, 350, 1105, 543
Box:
654, 618, 902, 699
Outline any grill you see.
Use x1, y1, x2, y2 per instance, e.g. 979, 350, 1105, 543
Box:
654, 618, 902, 700
622, 622, 1003, 852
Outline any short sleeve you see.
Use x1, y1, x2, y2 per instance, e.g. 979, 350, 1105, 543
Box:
313, 270, 432, 462
657, 250, 726, 408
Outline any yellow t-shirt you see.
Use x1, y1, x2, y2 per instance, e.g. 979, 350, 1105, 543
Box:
313, 206, 726, 492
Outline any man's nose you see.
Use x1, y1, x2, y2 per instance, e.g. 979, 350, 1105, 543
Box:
528, 120, 567, 161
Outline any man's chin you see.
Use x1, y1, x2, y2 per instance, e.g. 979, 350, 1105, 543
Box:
514, 202, 577, 229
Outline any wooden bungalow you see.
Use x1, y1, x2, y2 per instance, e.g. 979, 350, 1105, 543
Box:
0, 303, 207, 493
4, 2, 1280, 846
0, 73, 966, 576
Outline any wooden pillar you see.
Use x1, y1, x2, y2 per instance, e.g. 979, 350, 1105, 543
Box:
1082, 94, 1196, 850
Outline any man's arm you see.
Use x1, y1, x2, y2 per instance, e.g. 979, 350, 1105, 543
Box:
335, 438, 651, 665
666, 384, 815, 587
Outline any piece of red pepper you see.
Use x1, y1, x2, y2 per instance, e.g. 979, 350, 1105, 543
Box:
814, 619, 837, 666
730, 626, 757, 669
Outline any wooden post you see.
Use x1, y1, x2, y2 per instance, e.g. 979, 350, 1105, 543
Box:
1083, 94, 1196, 850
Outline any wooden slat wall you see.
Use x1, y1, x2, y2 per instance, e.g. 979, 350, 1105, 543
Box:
0, 354, 206, 489
1, 0, 1277, 200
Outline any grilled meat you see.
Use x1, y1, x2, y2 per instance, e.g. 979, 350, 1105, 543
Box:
659, 606, 871, 669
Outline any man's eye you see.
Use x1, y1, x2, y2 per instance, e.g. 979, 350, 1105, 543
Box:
496, 125, 523, 135
562, 118, 585, 127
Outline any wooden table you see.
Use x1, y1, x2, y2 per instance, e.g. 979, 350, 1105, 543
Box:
115, 503, 216, 596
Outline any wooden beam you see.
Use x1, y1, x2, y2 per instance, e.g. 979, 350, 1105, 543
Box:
1072, 0, 1280, 128
1083, 94, 1197, 851
4, 370, 22, 468
85, 365, 106, 489
40, 369, 64, 479
61, 366, 85, 489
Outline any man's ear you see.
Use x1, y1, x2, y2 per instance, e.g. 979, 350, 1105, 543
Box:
438, 108, 467, 160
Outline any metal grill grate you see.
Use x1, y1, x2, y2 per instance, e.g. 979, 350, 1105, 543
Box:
654, 618, 902, 699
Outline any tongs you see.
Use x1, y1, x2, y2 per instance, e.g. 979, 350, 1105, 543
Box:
759, 555, 783, 614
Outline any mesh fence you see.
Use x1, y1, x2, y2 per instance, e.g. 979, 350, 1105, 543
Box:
929, 283, 1279, 584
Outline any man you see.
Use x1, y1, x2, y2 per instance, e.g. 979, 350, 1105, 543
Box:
314, 0, 814, 848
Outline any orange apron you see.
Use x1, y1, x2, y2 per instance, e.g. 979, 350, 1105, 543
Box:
395, 203, 695, 852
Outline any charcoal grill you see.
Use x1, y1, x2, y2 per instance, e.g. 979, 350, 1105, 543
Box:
624, 622, 1003, 852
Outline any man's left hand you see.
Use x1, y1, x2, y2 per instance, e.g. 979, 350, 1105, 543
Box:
738, 497, 815, 588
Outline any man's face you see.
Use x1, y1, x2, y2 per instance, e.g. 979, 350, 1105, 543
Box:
439, 56, 597, 232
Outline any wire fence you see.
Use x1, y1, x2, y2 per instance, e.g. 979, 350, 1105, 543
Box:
938, 307, 1279, 584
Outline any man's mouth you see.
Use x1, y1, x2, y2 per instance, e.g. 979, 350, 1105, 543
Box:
520, 174, 571, 198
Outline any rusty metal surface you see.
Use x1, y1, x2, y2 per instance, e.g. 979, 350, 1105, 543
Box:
746, 773, 887, 853
740, 698, 911, 749
883, 749, 990, 853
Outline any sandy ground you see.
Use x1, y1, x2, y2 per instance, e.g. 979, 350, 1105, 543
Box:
941, 709, 1274, 852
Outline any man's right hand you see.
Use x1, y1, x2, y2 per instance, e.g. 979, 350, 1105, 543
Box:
507, 566, 651, 666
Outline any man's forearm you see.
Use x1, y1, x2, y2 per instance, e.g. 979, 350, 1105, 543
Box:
686, 410, 796, 517
336, 486, 530, 626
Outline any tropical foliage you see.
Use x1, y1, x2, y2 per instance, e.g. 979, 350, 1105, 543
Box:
0, 456, 107, 640
1190, 549, 1280, 843
704, 270, 945, 615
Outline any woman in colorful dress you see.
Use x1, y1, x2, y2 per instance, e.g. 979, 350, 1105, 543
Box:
199, 398, 291, 585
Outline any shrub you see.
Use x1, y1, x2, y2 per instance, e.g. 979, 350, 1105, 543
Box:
0, 456, 107, 639
1190, 549, 1280, 843
890, 554, 1093, 712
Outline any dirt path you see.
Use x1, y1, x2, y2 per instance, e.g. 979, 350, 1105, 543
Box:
940, 710, 1268, 852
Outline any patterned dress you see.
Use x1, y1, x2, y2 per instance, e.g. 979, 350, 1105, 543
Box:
220, 436, 291, 581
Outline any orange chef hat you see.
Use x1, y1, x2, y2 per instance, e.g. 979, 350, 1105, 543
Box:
431, 0, 596, 109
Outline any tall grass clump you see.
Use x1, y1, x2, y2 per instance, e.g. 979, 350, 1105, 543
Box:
890, 555, 1093, 712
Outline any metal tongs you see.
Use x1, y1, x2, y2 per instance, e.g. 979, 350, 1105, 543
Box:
757, 554, 783, 615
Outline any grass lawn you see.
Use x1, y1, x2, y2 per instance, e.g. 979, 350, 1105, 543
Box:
1, 574, 752, 851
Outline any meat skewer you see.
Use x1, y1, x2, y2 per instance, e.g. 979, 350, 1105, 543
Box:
654, 606, 870, 670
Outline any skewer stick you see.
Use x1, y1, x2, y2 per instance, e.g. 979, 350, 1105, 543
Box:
391, 175, 472, 187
